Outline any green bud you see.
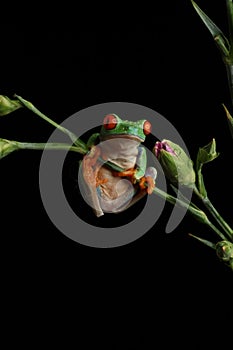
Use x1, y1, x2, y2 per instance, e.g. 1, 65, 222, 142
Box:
0, 95, 22, 116
0, 139, 18, 159
154, 139, 196, 188
216, 240, 233, 262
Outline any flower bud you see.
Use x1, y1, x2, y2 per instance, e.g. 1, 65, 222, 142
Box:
0, 95, 22, 116
153, 139, 196, 188
0, 139, 18, 159
216, 240, 233, 262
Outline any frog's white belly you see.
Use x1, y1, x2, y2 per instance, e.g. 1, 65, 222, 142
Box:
99, 137, 140, 170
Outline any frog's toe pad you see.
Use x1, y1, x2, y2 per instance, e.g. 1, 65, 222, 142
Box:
145, 166, 157, 181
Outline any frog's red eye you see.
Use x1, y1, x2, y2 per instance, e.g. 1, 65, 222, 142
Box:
143, 120, 152, 135
103, 114, 118, 130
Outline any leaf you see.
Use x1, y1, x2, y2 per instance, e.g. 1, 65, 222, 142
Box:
196, 139, 219, 166
191, 0, 230, 58
189, 233, 216, 249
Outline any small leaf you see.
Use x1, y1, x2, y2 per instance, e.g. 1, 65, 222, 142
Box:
196, 139, 219, 166
222, 104, 233, 138
191, 0, 230, 58
189, 233, 216, 249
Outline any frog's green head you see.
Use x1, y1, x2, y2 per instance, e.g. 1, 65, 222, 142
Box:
100, 114, 152, 142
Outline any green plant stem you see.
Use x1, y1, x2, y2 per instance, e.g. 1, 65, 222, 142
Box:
153, 187, 226, 240
14, 94, 88, 153
226, 0, 233, 47
16, 141, 82, 153
225, 63, 233, 108
230, 258, 233, 270
203, 197, 233, 239
193, 186, 233, 240
196, 165, 206, 197
225, 0, 233, 107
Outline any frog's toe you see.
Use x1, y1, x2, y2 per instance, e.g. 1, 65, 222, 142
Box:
139, 176, 155, 194
146, 176, 155, 194
95, 177, 108, 187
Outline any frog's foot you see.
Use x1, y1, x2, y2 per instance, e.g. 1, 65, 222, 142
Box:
139, 176, 155, 194
139, 167, 157, 194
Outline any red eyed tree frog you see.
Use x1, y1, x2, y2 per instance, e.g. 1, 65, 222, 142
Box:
80, 114, 157, 217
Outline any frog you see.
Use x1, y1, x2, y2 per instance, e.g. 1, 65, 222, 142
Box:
80, 114, 157, 217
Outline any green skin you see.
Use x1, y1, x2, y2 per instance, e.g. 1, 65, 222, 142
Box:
100, 114, 147, 142
81, 115, 157, 217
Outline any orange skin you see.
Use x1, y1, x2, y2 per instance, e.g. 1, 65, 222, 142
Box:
83, 145, 155, 194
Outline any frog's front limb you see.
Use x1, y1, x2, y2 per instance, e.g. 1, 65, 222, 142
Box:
113, 146, 157, 194
113, 167, 156, 194
141, 166, 157, 194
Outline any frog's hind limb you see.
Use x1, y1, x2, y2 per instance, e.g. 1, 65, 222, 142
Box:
81, 146, 105, 217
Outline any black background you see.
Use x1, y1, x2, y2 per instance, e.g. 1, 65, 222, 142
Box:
1, 0, 232, 348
